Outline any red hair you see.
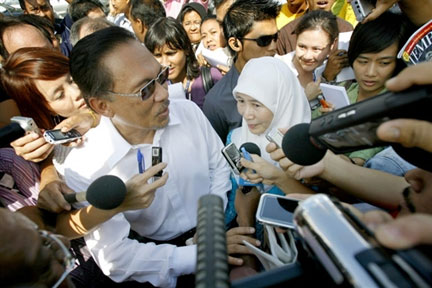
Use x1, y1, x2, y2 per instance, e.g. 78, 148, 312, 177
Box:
0, 47, 69, 129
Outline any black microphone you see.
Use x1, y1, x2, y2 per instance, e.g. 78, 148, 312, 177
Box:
0, 122, 25, 148
64, 175, 127, 210
239, 142, 261, 156
282, 121, 432, 171
282, 123, 327, 166
195, 194, 229, 288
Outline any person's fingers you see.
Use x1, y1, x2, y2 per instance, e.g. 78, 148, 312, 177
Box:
227, 243, 256, 256
228, 255, 243, 266
363, 0, 397, 23
360, 209, 393, 231
226, 226, 255, 237
19, 143, 54, 162
386, 62, 432, 92
10, 132, 40, 147
375, 214, 432, 249
377, 119, 432, 153
129, 162, 168, 183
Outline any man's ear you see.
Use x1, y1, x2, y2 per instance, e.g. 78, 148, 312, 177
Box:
88, 97, 114, 117
228, 37, 242, 53
330, 37, 337, 52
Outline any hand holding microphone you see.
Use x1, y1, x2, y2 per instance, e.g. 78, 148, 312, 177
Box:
63, 175, 127, 210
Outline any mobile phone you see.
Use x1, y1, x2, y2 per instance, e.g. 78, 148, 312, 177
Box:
43, 129, 82, 144
256, 194, 299, 229
266, 128, 284, 148
221, 142, 244, 175
350, 0, 374, 22
152, 147, 163, 177
10, 116, 40, 135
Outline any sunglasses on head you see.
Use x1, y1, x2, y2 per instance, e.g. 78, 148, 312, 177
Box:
240, 32, 279, 47
106, 66, 169, 101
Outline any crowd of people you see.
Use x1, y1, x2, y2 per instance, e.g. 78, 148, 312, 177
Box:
0, 0, 431, 287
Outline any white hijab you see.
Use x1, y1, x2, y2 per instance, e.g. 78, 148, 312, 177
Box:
231, 56, 311, 164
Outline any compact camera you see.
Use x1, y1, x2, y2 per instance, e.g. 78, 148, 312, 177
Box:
294, 194, 432, 287
10, 116, 40, 134
350, 0, 375, 22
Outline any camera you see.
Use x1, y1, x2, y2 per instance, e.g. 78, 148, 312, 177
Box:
10, 116, 40, 134
294, 194, 432, 287
350, 0, 375, 22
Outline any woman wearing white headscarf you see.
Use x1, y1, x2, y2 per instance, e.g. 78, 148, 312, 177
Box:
225, 56, 312, 228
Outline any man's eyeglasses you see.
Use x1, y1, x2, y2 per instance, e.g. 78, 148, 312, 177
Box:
39, 230, 75, 288
106, 66, 169, 101
240, 32, 279, 47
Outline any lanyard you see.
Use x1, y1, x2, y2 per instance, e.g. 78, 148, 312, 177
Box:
137, 149, 145, 174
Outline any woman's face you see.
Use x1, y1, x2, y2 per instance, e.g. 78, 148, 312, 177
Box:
201, 19, 226, 50
35, 74, 86, 117
236, 93, 273, 135
153, 44, 187, 83
295, 28, 332, 72
182, 10, 202, 44
353, 42, 398, 98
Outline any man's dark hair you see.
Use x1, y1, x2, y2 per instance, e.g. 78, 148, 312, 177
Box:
69, 0, 105, 22
129, 0, 166, 29
0, 17, 19, 60
18, 0, 51, 11
18, 14, 55, 44
223, 0, 279, 55
70, 26, 136, 102
348, 11, 415, 76
0, 16, 52, 60
70, 16, 114, 46
144, 17, 199, 80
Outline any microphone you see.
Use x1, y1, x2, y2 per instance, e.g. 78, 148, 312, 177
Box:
64, 175, 127, 210
239, 142, 261, 156
282, 123, 327, 166
0, 122, 25, 148
195, 194, 229, 288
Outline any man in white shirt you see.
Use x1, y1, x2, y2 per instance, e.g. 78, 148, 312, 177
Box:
66, 27, 231, 287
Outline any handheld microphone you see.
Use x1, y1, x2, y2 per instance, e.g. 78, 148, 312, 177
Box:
281, 85, 432, 170
239, 142, 261, 156
0, 122, 25, 148
195, 194, 229, 288
64, 175, 127, 210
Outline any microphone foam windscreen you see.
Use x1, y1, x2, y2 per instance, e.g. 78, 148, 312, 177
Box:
282, 123, 326, 166
239, 142, 261, 156
87, 175, 127, 210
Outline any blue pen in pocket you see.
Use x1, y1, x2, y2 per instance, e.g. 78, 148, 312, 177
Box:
137, 149, 145, 174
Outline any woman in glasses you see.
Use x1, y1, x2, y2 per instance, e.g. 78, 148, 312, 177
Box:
277, 10, 344, 100
145, 17, 222, 109
177, 2, 207, 52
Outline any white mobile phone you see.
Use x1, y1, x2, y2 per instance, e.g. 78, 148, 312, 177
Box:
10, 116, 40, 134
265, 128, 284, 148
43, 129, 82, 144
350, 0, 374, 22
256, 194, 299, 229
